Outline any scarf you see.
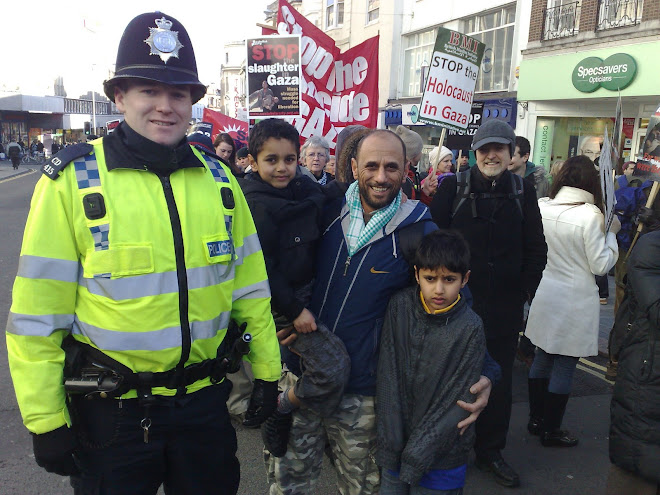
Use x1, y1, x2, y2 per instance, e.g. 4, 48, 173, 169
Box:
344, 181, 401, 256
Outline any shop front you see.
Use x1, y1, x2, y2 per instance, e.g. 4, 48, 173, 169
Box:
518, 41, 660, 172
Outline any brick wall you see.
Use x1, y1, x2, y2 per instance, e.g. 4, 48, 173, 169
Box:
642, 0, 660, 22
579, 0, 599, 31
528, 0, 547, 42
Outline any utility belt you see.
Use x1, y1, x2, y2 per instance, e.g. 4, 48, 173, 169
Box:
63, 321, 251, 403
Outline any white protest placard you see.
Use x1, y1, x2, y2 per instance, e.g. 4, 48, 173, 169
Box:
418, 28, 485, 131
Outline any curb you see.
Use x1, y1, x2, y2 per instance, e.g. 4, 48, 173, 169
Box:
0, 167, 37, 182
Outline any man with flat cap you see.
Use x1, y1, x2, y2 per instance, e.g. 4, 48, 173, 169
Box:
430, 120, 547, 488
6, 12, 280, 494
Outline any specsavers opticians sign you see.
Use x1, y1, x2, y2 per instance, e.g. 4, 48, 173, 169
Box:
572, 53, 636, 93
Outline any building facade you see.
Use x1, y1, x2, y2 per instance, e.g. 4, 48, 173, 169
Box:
518, 0, 660, 170
0, 93, 122, 152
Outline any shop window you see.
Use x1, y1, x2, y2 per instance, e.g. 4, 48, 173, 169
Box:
462, 5, 516, 92
326, 0, 344, 29
596, 0, 643, 31
532, 116, 616, 172
402, 27, 437, 97
367, 0, 379, 24
543, 0, 581, 40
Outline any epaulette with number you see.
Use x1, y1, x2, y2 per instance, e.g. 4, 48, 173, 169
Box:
42, 143, 94, 180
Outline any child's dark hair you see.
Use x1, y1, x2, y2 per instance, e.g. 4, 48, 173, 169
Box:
248, 118, 300, 159
414, 229, 471, 277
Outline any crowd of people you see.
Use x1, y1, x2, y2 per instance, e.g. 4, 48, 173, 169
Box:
5, 10, 660, 495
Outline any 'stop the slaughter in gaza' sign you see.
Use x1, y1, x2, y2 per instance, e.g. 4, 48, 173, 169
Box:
418, 28, 485, 131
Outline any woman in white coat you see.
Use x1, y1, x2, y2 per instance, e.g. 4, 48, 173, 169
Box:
525, 155, 619, 448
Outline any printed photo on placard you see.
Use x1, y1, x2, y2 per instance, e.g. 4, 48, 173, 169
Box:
246, 35, 301, 119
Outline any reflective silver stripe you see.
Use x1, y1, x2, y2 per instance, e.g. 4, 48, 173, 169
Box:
187, 264, 234, 291
232, 280, 271, 302
80, 263, 241, 300
70, 312, 232, 352
80, 270, 179, 300
235, 233, 262, 266
17, 255, 79, 283
190, 311, 232, 342
6, 312, 74, 337
72, 317, 181, 351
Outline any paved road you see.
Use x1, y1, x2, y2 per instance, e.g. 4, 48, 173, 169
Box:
0, 162, 617, 494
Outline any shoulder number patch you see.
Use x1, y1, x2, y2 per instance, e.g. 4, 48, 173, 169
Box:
42, 143, 94, 180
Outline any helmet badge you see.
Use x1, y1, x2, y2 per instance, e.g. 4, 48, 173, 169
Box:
144, 17, 183, 63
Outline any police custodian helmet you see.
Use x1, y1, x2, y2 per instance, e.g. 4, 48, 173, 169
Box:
103, 12, 207, 103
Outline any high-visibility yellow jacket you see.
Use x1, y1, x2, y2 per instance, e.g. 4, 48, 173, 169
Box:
6, 135, 281, 435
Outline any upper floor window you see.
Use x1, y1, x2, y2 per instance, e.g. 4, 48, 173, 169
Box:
326, 0, 344, 29
596, 0, 643, 30
463, 5, 516, 92
543, 0, 581, 40
367, 0, 380, 23
402, 28, 437, 97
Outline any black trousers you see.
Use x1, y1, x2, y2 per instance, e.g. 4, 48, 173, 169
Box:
474, 334, 518, 460
70, 381, 240, 495
596, 274, 609, 298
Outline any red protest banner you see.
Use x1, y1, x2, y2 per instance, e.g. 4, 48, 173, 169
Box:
276, 0, 379, 149
202, 108, 249, 150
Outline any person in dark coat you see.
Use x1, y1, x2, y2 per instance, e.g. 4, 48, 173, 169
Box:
429, 120, 547, 488
607, 229, 660, 494
376, 230, 486, 494
240, 118, 350, 458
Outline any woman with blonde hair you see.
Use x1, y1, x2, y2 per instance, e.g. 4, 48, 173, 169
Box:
549, 160, 565, 184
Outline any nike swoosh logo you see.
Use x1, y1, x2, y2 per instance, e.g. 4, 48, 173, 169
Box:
370, 267, 389, 274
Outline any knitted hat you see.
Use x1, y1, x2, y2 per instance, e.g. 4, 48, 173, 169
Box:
429, 145, 453, 167
395, 125, 423, 159
472, 120, 515, 157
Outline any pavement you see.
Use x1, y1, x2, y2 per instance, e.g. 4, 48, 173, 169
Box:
0, 160, 40, 182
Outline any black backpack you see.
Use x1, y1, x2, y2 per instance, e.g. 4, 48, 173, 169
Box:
8, 145, 20, 158
451, 170, 524, 219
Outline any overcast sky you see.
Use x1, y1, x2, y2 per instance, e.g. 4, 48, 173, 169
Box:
3, 0, 269, 97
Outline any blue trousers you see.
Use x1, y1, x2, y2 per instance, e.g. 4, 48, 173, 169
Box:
529, 348, 579, 394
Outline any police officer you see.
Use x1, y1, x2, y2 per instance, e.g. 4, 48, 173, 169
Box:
6, 12, 280, 494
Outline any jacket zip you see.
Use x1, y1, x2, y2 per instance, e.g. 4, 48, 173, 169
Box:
159, 174, 191, 391
343, 256, 352, 276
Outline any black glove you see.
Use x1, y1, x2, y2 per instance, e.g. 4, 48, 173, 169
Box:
637, 206, 657, 226
32, 425, 80, 476
242, 379, 278, 428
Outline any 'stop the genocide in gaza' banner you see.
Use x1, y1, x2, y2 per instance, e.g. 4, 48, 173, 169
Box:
275, 0, 379, 147
247, 35, 302, 119
419, 28, 485, 132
